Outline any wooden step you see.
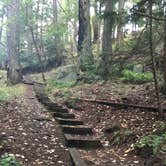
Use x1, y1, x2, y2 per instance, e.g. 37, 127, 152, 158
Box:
55, 118, 83, 125
61, 125, 93, 135
48, 107, 69, 113
42, 101, 58, 107
64, 134, 102, 149
69, 148, 87, 166
53, 112, 75, 119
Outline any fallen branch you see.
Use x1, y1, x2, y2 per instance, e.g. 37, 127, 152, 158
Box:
69, 97, 166, 113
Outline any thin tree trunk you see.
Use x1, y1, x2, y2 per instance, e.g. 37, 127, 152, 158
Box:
149, 1, 163, 118
163, 4, 166, 91
0, 7, 5, 43
30, 26, 46, 82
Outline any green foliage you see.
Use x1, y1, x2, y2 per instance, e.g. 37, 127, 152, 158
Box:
135, 133, 166, 155
121, 69, 153, 84
110, 129, 136, 145
0, 153, 21, 166
46, 80, 76, 92
0, 85, 25, 101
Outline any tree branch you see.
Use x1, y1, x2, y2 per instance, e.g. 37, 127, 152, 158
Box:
134, 11, 166, 21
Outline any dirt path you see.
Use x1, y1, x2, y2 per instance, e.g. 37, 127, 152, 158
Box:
0, 85, 72, 166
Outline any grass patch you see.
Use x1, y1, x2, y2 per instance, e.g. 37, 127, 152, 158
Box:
45, 80, 76, 100
0, 84, 25, 101
121, 69, 153, 84
46, 80, 76, 92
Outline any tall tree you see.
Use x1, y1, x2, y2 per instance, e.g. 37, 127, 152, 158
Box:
99, 0, 114, 80
53, 0, 63, 66
92, 1, 100, 44
116, 0, 125, 49
6, 0, 22, 84
78, 0, 93, 71
149, 0, 163, 118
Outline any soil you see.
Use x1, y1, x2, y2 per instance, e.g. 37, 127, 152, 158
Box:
52, 80, 166, 166
0, 85, 72, 166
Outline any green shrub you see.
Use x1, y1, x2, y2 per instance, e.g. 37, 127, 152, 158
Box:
121, 69, 153, 84
134, 132, 166, 156
0, 153, 21, 166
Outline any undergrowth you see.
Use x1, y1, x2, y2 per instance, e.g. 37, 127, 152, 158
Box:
46, 80, 76, 92
0, 153, 21, 166
135, 133, 166, 155
0, 85, 25, 101
121, 69, 153, 84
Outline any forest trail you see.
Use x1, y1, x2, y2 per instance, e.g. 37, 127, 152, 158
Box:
0, 84, 72, 166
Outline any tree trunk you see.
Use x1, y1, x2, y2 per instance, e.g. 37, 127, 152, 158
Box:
116, 0, 125, 49
29, 26, 46, 82
0, 7, 5, 43
53, 0, 63, 66
78, 0, 93, 72
99, 0, 114, 80
149, 1, 163, 118
92, 2, 100, 44
7, 0, 22, 85
163, 5, 166, 92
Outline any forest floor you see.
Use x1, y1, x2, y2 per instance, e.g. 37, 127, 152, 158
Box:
50, 80, 166, 166
0, 68, 165, 165
0, 85, 72, 166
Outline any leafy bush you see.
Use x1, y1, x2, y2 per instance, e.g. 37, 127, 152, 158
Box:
134, 133, 166, 156
121, 69, 153, 84
0, 153, 21, 166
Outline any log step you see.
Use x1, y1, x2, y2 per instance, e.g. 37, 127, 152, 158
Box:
69, 148, 87, 166
44, 104, 69, 113
53, 112, 75, 119
55, 118, 83, 125
64, 134, 102, 149
48, 107, 69, 113
61, 125, 93, 135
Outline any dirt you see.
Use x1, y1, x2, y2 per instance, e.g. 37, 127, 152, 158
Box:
0, 85, 72, 166
52, 80, 166, 166
71, 103, 159, 166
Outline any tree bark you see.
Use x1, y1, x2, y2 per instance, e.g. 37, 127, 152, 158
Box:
149, 1, 163, 118
53, 0, 63, 66
7, 0, 22, 85
99, 0, 114, 80
116, 0, 125, 49
92, 2, 100, 44
29, 26, 46, 82
78, 0, 93, 72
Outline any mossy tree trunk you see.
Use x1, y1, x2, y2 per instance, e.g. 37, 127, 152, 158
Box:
7, 0, 22, 85
78, 0, 93, 72
99, 0, 114, 80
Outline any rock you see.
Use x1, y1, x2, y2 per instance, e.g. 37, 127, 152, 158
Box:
133, 64, 143, 73
103, 122, 122, 133
56, 65, 78, 82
